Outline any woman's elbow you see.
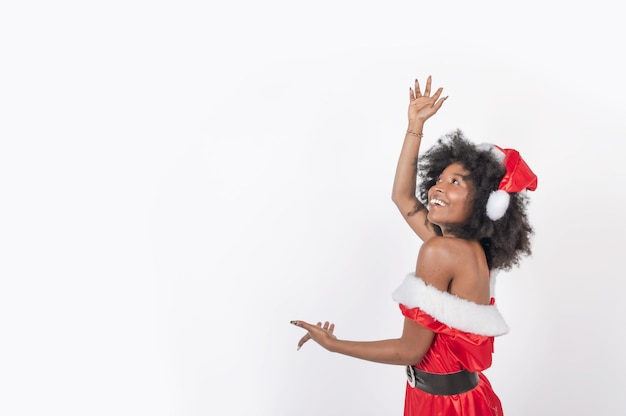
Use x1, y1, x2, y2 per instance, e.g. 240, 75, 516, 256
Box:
391, 192, 401, 205
397, 345, 426, 366
391, 193, 410, 210
403, 352, 425, 366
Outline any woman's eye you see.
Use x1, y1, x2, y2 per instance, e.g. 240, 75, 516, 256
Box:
452, 179, 459, 185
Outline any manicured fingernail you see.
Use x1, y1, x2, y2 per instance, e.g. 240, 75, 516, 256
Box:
296, 346, 301, 351
290, 320, 298, 325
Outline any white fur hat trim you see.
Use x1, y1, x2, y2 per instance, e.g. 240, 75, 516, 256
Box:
486, 190, 510, 221
392, 273, 509, 336
477, 142, 505, 163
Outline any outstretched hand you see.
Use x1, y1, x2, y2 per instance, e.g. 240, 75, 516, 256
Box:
291, 320, 337, 351
408, 75, 447, 123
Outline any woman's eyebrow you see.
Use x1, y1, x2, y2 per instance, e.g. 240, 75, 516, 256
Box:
450, 172, 470, 180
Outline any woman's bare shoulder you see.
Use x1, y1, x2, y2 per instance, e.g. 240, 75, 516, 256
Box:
418, 236, 474, 262
417, 237, 485, 295
416, 237, 458, 291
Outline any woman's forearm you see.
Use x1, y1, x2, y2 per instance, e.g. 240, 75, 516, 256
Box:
328, 338, 423, 366
391, 119, 426, 205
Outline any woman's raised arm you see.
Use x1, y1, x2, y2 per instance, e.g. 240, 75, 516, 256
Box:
391, 76, 447, 241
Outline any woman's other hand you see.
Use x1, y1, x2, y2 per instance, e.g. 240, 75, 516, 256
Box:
291, 320, 337, 351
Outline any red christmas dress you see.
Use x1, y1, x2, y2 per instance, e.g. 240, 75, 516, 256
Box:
392, 273, 509, 416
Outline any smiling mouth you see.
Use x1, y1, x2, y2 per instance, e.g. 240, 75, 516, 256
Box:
430, 198, 447, 207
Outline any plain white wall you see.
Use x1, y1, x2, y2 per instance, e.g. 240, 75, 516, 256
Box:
1, 1, 624, 415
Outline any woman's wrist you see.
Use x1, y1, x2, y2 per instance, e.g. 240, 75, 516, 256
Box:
406, 130, 423, 138
406, 123, 424, 138
325, 337, 341, 353
407, 118, 425, 132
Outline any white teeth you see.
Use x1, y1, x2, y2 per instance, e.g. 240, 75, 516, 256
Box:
430, 198, 446, 206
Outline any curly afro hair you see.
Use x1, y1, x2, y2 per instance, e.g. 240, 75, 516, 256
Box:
415, 129, 534, 271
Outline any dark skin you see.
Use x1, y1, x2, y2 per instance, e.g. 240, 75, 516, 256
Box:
291, 76, 491, 366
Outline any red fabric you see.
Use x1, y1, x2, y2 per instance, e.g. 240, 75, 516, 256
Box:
495, 145, 538, 193
400, 305, 504, 416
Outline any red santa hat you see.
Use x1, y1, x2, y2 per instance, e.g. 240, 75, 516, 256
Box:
480, 144, 538, 221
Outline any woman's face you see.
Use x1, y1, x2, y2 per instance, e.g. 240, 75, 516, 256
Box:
427, 162, 474, 233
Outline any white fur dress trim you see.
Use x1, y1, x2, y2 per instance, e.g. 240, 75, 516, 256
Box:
392, 273, 509, 336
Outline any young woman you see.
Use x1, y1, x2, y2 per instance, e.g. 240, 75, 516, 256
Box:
291, 76, 537, 415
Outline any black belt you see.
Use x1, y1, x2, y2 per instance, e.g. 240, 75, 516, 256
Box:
406, 366, 479, 396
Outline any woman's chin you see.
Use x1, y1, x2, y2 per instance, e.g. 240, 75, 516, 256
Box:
426, 213, 441, 226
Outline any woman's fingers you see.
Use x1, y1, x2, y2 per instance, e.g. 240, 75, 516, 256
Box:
291, 320, 316, 333
292, 320, 314, 350
291, 320, 336, 350
410, 77, 442, 108
297, 333, 311, 350
433, 95, 449, 111
423, 75, 432, 96
414, 79, 422, 97
431, 87, 444, 102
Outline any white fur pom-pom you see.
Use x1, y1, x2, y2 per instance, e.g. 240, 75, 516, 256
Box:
486, 190, 510, 220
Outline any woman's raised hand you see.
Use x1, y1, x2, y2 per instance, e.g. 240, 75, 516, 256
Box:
408, 75, 447, 123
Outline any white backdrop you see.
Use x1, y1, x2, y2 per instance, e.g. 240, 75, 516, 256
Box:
1, 1, 625, 415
